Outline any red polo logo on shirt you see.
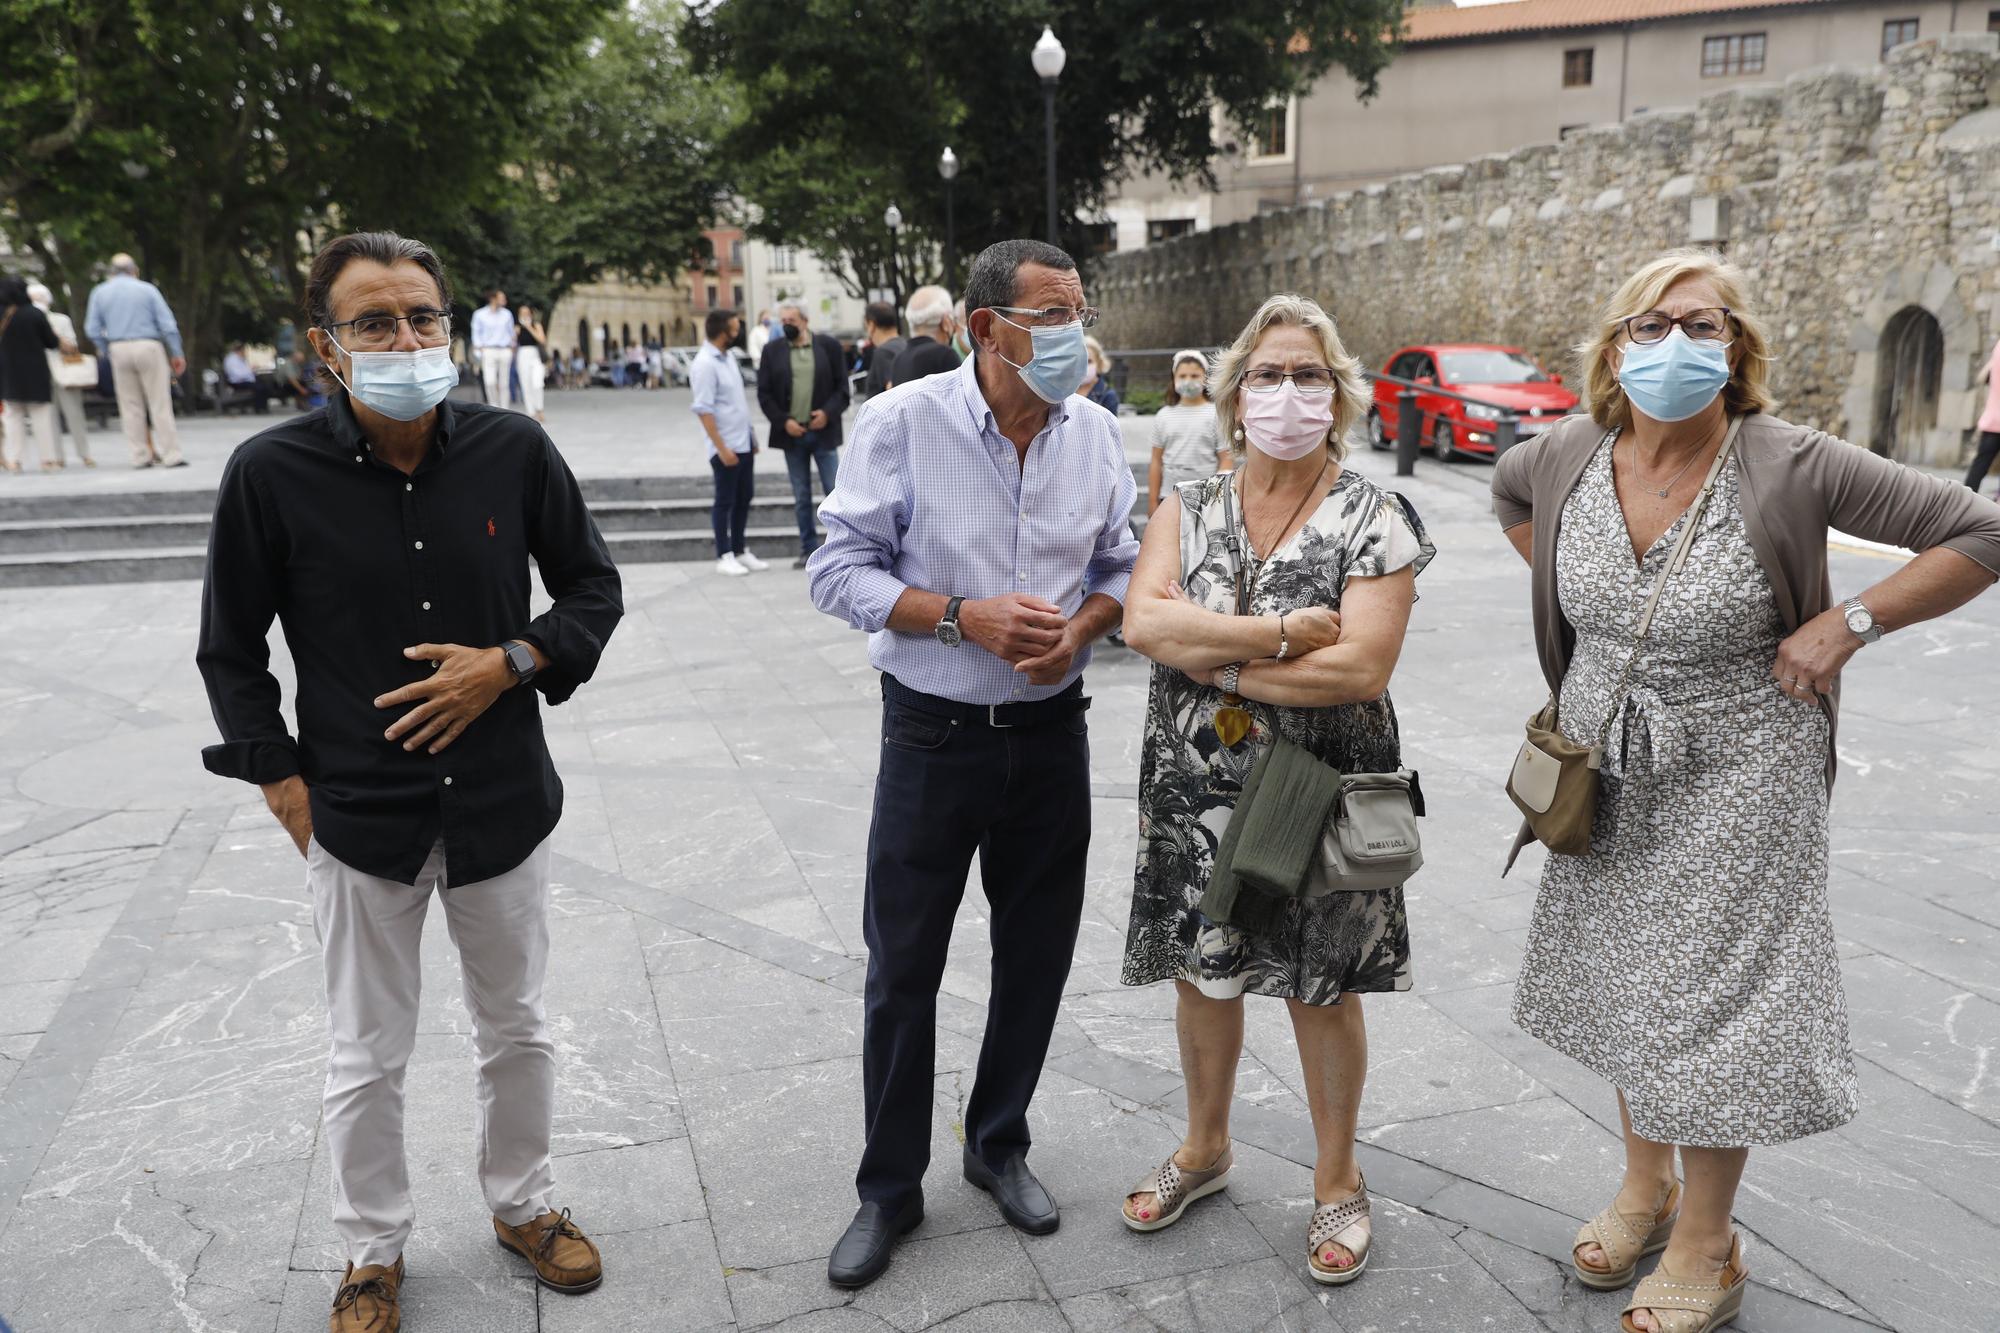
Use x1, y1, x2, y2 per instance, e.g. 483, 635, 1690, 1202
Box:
486, 517, 496, 537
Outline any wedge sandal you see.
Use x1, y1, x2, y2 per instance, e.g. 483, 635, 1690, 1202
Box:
1305, 1175, 1372, 1286
1574, 1178, 1681, 1290
1620, 1232, 1748, 1332
1122, 1146, 1233, 1232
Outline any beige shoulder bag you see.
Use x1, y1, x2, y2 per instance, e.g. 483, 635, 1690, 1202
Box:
1505, 417, 1740, 854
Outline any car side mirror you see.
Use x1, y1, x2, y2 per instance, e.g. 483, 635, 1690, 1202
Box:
1550, 372, 1564, 385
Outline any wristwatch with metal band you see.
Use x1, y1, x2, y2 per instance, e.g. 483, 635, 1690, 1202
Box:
1841, 597, 1883, 644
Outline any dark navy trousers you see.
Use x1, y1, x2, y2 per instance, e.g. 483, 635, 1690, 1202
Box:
854, 680, 1092, 1208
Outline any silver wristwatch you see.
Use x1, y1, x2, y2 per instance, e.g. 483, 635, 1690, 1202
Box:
1220, 662, 1243, 694
1842, 597, 1883, 644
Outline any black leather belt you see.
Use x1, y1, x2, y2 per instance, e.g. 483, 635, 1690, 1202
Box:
882, 674, 1089, 729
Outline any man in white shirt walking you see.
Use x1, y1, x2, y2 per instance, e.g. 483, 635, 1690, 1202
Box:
471, 290, 517, 408
690, 308, 770, 577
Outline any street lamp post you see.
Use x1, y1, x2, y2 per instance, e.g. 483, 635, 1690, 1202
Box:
1031, 26, 1065, 245
938, 146, 960, 291
884, 203, 904, 328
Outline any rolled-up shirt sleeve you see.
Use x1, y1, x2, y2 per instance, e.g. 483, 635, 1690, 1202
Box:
523, 435, 624, 703
1492, 436, 1537, 530
808, 410, 911, 632
688, 355, 717, 419
1084, 439, 1139, 605
197, 452, 301, 784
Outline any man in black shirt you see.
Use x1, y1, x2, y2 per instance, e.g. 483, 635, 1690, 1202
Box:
859, 300, 904, 399
196, 231, 622, 1333
887, 284, 962, 388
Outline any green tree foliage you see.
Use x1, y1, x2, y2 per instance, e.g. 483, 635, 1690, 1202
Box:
687, 0, 1403, 294
0, 0, 722, 376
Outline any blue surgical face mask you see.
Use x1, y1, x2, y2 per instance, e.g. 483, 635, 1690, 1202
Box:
1617, 328, 1732, 423
992, 312, 1089, 404
328, 337, 457, 422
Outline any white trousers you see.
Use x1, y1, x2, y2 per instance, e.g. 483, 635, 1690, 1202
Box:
479, 346, 513, 407
309, 836, 555, 1268
514, 346, 545, 416
50, 384, 91, 463
108, 339, 180, 465
1, 400, 55, 469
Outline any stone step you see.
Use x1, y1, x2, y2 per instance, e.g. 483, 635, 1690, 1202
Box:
0, 514, 214, 554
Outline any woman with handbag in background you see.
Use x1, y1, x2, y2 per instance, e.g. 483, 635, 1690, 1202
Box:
1120, 293, 1432, 1285
28, 282, 95, 467
0, 275, 62, 474
1493, 249, 2000, 1333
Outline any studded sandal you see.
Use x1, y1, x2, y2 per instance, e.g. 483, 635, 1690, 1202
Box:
1574, 1178, 1682, 1290
1122, 1145, 1233, 1232
1306, 1175, 1372, 1285
1621, 1233, 1748, 1333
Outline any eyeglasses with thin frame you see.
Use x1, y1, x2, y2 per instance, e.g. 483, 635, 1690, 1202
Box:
1242, 366, 1336, 394
324, 310, 453, 352
1622, 307, 1732, 346
989, 304, 1100, 329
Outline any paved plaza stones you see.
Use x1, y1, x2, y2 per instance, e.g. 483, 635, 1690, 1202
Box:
0, 398, 1996, 1331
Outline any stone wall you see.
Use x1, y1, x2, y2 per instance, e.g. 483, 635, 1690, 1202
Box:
1089, 34, 2000, 466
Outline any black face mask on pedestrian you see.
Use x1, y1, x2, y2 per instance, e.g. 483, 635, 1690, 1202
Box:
782, 322, 804, 343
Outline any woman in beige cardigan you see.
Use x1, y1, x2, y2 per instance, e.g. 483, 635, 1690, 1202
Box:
1492, 249, 2000, 1333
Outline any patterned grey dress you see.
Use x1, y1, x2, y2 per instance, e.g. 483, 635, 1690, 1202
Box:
1122, 469, 1433, 1005
1512, 434, 1860, 1147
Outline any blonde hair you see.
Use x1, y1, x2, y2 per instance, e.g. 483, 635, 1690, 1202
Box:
1578, 248, 1776, 430
1212, 294, 1369, 461
1083, 334, 1109, 375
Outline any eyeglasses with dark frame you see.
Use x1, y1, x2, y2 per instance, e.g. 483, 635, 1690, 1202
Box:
1622, 307, 1732, 346
989, 304, 1101, 329
324, 310, 453, 351
1242, 366, 1336, 394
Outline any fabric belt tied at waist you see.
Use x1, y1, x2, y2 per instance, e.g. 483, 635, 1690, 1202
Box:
882, 673, 1088, 730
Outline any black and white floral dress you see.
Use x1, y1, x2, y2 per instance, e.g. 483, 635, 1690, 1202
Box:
1121, 468, 1433, 1006
1511, 435, 1859, 1146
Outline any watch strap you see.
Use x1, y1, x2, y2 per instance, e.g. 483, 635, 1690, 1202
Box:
1843, 597, 1883, 643
501, 639, 539, 680
944, 595, 965, 625
1221, 662, 1243, 694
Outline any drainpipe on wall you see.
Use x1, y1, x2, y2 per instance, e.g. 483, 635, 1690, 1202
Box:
1619, 25, 1632, 121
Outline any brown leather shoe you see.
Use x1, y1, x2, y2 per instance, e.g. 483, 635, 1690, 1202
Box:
329, 1256, 402, 1333
494, 1207, 603, 1293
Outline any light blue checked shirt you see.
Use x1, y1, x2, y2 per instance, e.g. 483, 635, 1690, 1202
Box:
808, 353, 1138, 705
83, 273, 183, 359
689, 341, 755, 460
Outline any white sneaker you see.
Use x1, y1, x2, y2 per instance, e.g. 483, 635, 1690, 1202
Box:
736, 551, 770, 572
716, 553, 749, 577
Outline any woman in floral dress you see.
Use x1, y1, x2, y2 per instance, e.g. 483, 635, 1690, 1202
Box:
1120, 294, 1432, 1285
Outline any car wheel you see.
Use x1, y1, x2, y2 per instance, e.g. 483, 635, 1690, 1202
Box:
1368, 409, 1389, 451
1431, 419, 1455, 461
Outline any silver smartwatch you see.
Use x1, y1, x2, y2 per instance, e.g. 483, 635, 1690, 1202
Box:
1842, 597, 1883, 644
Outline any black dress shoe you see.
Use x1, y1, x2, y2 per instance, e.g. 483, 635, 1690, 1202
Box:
826, 1196, 923, 1288
962, 1148, 1060, 1235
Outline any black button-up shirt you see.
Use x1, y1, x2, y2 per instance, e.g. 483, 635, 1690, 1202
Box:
197, 394, 623, 885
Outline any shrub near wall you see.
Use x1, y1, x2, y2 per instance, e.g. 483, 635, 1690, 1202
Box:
1090, 35, 2000, 467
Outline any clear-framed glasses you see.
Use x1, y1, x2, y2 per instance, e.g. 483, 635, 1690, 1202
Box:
1622, 307, 1732, 345
990, 304, 1100, 329
325, 310, 453, 352
1242, 366, 1336, 394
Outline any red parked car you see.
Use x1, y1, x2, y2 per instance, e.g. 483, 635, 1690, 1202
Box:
1367, 343, 1579, 460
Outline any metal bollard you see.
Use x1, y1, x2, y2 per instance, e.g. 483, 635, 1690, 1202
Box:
1493, 412, 1519, 459
1396, 390, 1421, 477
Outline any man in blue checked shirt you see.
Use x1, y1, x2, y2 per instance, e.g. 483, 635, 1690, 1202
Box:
808, 239, 1139, 1288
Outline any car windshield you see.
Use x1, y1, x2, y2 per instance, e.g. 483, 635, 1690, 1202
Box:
1439, 350, 1547, 384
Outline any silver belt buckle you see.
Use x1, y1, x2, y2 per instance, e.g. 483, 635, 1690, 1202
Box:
987, 703, 1014, 729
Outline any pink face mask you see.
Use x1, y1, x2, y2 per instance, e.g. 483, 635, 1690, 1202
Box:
1239, 382, 1334, 460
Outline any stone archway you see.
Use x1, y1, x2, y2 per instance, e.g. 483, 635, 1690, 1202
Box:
1872, 306, 1943, 461
1843, 263, 1980, 467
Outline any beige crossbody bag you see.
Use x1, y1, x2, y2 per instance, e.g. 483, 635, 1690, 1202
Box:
1505, 418, 1740, 854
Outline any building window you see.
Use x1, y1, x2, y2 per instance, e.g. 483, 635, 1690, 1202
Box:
731, 284, 744, 310
1080, 222, 1118, 255
771, 245, 797, 274
1563, 48, 1593, 87
1147, 218, 1196, 244
1559, 123, 1588, 139
1988, 8, 2000, 32
1250, 100, 1290, 158
1701, 32, 1765, 76
728, 238, 745, 268
704, 282, 718, 309
1882, 18, 1918, 58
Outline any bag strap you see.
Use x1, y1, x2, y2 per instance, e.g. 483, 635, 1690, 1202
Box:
0, 306, 16, 344
1218, 472, 1249, 614
1593, 416, 1742, 751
